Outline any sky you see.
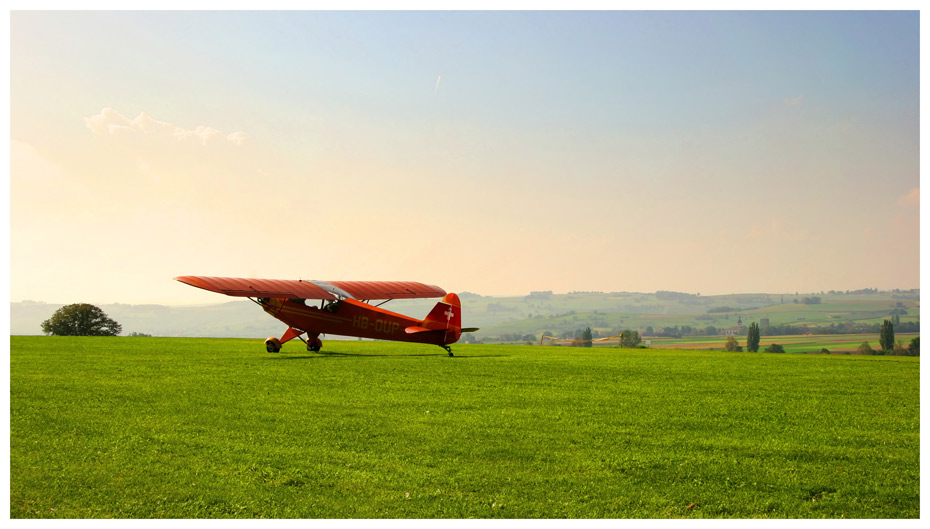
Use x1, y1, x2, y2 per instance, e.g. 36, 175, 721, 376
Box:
7, 8, 922, 305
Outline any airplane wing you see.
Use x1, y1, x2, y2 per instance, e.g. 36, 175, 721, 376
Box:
175, 276, 446, 301
327, 280, 446, 300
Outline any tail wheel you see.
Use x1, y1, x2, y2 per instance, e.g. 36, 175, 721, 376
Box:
265, 337, 282, 353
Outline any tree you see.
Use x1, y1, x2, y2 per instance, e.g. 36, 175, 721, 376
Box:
746, 322, 761, 352
620, 330, 641, 348
764, 343, 786, 354
879, 319, 895, 352
857, 341, 875, 355
581, 327, 593, 347
725, 335, 742, 352
41, 303, 122, 336
908, 336, 919, 356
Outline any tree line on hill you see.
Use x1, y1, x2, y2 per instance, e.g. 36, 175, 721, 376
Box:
648, 325, 721, 337
761, 319, 918, 336
494, 327, 643, 348
725, 319, 919, 356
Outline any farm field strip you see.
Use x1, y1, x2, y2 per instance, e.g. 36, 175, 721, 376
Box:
646, 333, 919, 353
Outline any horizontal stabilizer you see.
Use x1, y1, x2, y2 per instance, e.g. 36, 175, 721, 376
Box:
406, 325, 478, 335
405, 326, 446, 335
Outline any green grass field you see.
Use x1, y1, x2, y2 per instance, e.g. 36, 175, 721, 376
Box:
10, 336, 920, 518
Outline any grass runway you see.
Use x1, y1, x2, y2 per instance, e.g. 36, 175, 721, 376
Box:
10, 336, 920, 518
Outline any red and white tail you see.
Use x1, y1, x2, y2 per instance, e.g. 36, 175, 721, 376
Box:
404, 293, 479, 346
422, 293, 462, 331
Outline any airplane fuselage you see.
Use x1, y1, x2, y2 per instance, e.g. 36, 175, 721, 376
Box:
260, 297, 460, 346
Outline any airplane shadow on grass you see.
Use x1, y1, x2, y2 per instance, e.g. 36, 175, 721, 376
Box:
266, 351, 507, 360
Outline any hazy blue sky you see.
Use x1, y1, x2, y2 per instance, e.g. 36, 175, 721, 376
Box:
9, 10, 920, 304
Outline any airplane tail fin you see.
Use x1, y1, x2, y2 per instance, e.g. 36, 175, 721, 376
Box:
422, 293, 462, 331
404, 293, 479, 346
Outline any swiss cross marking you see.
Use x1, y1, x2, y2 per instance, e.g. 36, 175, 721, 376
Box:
444, 308, 454, 321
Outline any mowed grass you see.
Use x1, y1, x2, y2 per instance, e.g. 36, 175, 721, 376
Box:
10, 336, 919, 518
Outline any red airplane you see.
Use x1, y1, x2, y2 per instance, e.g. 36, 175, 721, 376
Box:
174, 276, 478, 356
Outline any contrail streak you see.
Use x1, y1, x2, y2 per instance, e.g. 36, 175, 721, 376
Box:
434, 74, 441, 95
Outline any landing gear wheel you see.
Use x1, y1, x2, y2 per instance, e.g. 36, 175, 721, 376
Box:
443, 345, 453, 357
265, 337, 282, 353
307, 343, 321, 352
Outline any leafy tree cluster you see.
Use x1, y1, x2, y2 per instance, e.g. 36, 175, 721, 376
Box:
879, 320, 895, 352
724, 335, 742, 352
827, 288, 891, 295
655, 291, 700, 301
524, 291, 552, 301
41, 303, 122, 336
651, 325, 719, 338
877, 321, 920, 356
891, 293, 919, 300
801, 296, 821, 304
854, 338, 920, 357
547, 310, 577, 320
746, 322, 761, 352
883, 320, 919, 333
581, 327, 593, 348
620, 330, 641, 348
764, 343, 786, 354
496, 332, 536, 343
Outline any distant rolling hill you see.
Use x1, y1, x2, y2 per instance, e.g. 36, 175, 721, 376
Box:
11, 289, 918, 340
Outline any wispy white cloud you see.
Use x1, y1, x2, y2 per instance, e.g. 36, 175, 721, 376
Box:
83, 108, 246, 146
227, 131, 248, 145
174, 125, 221, 145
